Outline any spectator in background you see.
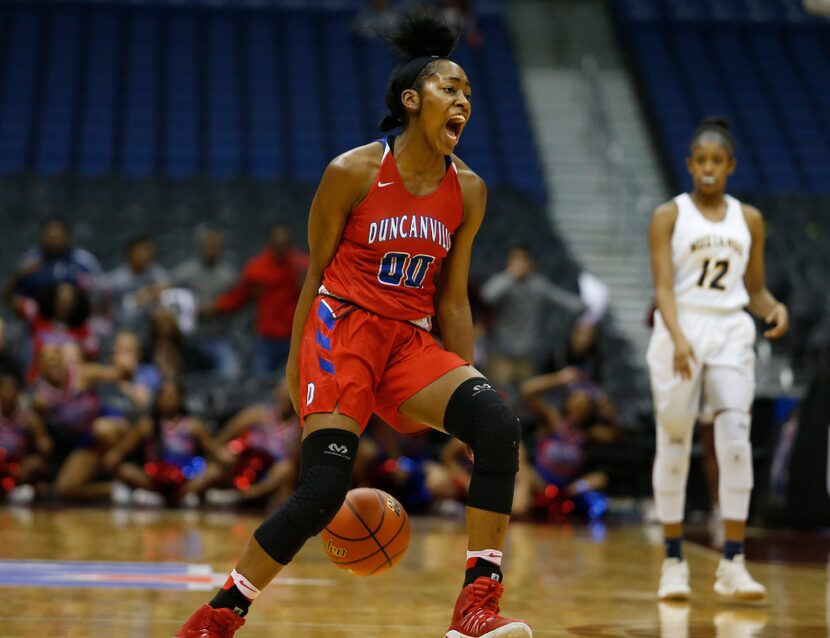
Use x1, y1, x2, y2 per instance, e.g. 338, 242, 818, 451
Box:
143, 307, 210, 379
106, 234, 169, 332
206, 378, 301, 510
559, 317, 604, 382
33, 343, 135, 502
520, 367, 618, 521
105, 379, 233, 508
0, 318, 23, 379
481, 246, 583, 388
546, 272, 610, 380
170, 227, 240, 379
0, 365, 52, 505
356, 420, 462, 515
97, 329, 161, 426
211, 224, 308, 376
16, 282, 99, 383
4, 217, 102, 306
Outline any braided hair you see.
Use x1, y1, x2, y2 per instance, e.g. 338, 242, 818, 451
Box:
379, 5, 459, 132
689, 116, 737, 156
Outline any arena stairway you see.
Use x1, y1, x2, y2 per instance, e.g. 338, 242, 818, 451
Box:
508, 1, 667, 359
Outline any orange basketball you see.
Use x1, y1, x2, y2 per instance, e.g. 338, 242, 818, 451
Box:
321, 488, 410, 576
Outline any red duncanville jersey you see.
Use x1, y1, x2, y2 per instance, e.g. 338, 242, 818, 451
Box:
322, 137, 464, 322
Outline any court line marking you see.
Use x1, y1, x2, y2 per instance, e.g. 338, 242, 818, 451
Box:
0, 559, 335, 591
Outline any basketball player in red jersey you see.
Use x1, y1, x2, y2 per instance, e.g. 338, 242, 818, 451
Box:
176, 6, 532, 638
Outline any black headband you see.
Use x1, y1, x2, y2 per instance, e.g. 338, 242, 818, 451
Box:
380, 55, 442, 132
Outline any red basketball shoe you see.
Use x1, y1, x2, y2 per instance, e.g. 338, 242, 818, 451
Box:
174, 604, 245, 637
445, 577, 532, 638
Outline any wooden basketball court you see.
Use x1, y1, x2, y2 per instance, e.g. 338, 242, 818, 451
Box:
0, 507, 825, 637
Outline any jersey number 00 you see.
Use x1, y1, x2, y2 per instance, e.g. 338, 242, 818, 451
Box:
378, 252, 436, 288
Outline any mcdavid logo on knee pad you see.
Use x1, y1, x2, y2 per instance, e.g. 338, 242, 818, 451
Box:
325, 443, 352, 460
472, 382, 495, 396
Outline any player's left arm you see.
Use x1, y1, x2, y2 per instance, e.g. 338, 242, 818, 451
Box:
437, 166, 487, 364
742, 204, 789, 339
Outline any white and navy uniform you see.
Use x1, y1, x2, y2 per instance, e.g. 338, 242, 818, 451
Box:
647, 193, 755, 423
647, 193, 756, 523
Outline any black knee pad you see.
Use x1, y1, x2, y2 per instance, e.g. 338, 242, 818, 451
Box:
443, 378, 520, 514
254, 428, 358, 565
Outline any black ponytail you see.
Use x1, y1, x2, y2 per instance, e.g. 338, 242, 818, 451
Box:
690, 116, 737, 156
379, 5, 459, 132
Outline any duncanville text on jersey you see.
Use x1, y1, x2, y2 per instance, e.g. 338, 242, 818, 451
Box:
368, 214, 453, 252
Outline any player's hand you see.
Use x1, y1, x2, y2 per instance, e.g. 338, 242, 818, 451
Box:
672, 336, 697, 381
763, 303, 789, 339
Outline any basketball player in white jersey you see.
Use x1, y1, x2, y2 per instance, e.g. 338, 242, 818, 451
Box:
647, 117, 789, 601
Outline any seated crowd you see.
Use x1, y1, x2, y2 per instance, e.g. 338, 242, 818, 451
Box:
0, 218, 624, 521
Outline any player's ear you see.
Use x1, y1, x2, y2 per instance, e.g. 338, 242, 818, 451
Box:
727, 155, 737, 176
401, 88, 420, 114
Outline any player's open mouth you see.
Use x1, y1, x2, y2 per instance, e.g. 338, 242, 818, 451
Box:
444, 115, 466, 143
700, 175, 716, 185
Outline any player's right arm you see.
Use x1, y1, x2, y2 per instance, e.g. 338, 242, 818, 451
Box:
285, 145, 378, 412
649, 201, 695, 380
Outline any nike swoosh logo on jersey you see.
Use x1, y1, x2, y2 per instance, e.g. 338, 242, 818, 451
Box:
378, 181, 394, 188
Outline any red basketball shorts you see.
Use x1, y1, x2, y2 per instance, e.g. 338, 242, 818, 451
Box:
298, 296, 467, 434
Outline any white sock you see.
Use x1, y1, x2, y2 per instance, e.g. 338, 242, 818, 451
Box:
230, 569, 261, 601
466, 549, 503, 566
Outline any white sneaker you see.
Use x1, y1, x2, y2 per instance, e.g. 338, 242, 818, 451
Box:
714, 555, 767, 602
658, 558, 691, 601
111, 481, 132, 506
131, 488, 165, 508
7, 484, 35, 505
205, 488, 242, 507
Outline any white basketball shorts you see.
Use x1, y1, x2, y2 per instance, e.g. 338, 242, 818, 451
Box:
647, 307, 756, 424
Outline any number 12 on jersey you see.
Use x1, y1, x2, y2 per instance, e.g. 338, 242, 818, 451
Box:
697, 258, 730, 291
378, 252, 436, 288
